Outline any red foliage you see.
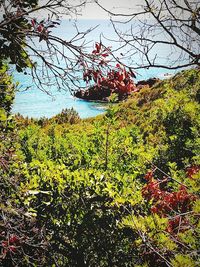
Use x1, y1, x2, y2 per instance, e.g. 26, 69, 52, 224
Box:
92, 42, 102, 54
30, 18, 60, 39
142, 171, 198, 234
37, 24, 43, 33
142, 180, 163, 201
31, 19, 36, 27
9, 245, 17, 252
186, 165, 200, 179
1, 235, 20, 256
82, 43, 137, 97
83, 66, 137, 95
2, 241, 8, 248
92, 42, 109, 56
9, 235, 20, 244
144, 170, 154, 181
143, 180, 196, 215
166, 216, 181, 233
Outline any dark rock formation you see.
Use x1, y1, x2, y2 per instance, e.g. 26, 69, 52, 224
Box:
136, 78, 160, 89
74, 86, 112, 102
74, 78, 160, 102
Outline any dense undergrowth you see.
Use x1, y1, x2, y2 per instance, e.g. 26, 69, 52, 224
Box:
0, 68, 200, 266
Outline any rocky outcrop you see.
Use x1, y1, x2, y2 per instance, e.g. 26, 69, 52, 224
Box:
74, 77, 160, 102
136, 78, 160, 89
74, 86, 112, 102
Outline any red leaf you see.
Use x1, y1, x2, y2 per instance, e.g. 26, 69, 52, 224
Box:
93, 71, 98, 82
145, 171, 153, 181
9, 235, 19, 244
95, 42, 101, 53
37, 24, 43, 32
118, 73, 124, 82
31, 19, 36, 27
9, 245, 17, 253
2, 241, 8, 247
186, 165, 200, 178
151, 206, 158, 213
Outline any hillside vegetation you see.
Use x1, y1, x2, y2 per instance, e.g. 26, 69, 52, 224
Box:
0, 68, 200, 266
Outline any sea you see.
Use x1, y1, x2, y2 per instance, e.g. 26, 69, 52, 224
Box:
12, 19, 177, 119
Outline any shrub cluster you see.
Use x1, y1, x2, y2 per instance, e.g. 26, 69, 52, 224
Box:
0, 69, 199, 266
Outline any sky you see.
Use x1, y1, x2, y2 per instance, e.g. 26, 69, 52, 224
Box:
0, 0, 145, 21
25, 0, 145, 22
79, 0, 143, 20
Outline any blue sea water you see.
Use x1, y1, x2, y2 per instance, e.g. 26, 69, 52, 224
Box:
12, 19, 176, 119
12, 84, 107, 119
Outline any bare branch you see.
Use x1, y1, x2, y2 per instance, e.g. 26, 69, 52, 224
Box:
97, 0, 200, 70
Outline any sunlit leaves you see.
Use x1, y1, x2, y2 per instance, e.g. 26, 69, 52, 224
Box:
1, 68, 200, 266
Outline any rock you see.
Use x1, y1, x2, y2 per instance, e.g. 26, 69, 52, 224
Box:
136, 78, 160, 89
74, 86, 112, 102
74, 78, 160, 102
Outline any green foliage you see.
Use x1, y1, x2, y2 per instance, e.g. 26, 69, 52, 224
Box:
1, 68, 200, 266
115, 68, 200, 170
19, 161, 140, 266
0, 0, 37, 72
170, 254, 197, 267
0, 64, 15, 131
0, 65, 15, 112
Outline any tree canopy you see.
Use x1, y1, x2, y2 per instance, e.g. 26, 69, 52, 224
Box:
0, 0, 104, 92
